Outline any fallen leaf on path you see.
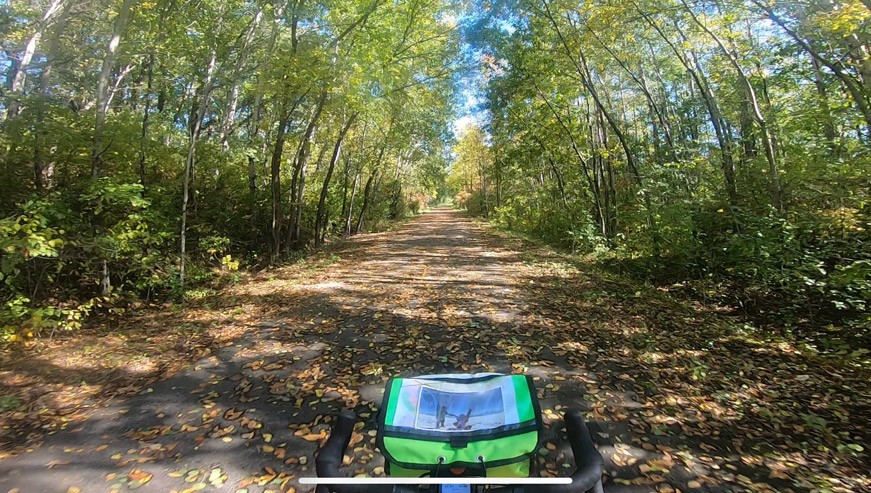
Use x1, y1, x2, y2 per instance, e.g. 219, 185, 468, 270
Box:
301, 430, 326, 442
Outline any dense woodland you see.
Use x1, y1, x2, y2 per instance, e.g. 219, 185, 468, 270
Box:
1, 0, 869, 347
0, 0, 456, 338
450, 0, 870, 345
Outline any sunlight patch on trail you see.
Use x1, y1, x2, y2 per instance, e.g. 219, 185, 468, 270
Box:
296, 281, 346, 292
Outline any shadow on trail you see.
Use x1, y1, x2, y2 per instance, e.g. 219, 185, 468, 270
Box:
516, 264, 870, 493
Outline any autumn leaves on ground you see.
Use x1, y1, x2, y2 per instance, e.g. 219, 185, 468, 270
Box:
1, 208, 869, 493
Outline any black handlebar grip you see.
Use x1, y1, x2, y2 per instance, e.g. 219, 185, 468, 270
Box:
315, 409, 396, 493
534, 409, 605, 493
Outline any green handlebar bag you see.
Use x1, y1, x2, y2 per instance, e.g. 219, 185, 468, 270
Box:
377, 373, 542, 477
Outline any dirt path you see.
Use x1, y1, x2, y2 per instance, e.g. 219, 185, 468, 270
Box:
0, 208, 868, 492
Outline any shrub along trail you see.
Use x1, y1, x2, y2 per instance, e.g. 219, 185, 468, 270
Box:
1, 207, 868, 492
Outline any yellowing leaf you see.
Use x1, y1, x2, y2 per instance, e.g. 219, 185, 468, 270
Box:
301, 431, 326, 442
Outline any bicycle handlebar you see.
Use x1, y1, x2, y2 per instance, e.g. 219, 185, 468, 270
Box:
314, 409, 604, 493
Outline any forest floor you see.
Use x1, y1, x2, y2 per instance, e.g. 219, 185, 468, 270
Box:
0, 207, 868, 493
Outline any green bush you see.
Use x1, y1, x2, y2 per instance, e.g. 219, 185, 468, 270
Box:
409, 198, 421, 215
455, 189, 488, 216
608, 202, 871, 340
0, 180, 177, 340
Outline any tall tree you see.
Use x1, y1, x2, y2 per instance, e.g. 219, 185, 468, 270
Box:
91, 0, 135, 178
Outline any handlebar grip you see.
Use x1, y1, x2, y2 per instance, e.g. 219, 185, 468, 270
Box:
535, 409, 604, 493
315, 409, 398, 493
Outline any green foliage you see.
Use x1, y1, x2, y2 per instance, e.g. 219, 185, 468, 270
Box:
0, 0, 458, 339
598, 203, 871, 342
455, 189, 487, 216
0, 198, 65, 282
457, 0, 871, 344
0, 181, 177, 339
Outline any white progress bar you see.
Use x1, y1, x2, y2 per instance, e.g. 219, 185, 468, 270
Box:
301, 478, 572, 485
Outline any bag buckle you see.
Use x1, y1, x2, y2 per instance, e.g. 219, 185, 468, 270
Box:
449, 436, 468, 448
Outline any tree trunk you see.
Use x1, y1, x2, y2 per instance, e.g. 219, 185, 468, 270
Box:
495, 164, 502, 210
312, 135, 331, 173
248, 2, 289, 192
345, 168, 360, 237
270, 105, 292, 259
751, 0, 871, 130
32, 2, 70, 192
340, 155, 351, 221
179, 48, 217, 284
588, 106, 613, 241
92, 0, 134, 178
543, 2, 657, 249
638, 5, 738, 207
288, 89, 329, 250
4, 0, 66, 121
138, 53, 155, 187
682, 1, 783, 211
218, 7, 264, 150
812, 58, 838, 154
315, 112, 357, 246
531, 85, 603, 235
355, 167, 378, 234
100, 259, 111, 297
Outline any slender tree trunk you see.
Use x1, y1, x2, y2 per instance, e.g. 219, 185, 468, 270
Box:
104, 63, 136, 111
100, 259, 111, 296
32, 2, 69, 192
545, 155, 570, 210
219, 7, 264, 149
92, 0, 134, 178
4, 0, 66, 121
355, 167, 378, 234
541, 3, 643, 185
248, 155, 258, 192
738, 84, 757, 162
340, 155, 351, 225
315, 112, 357, 246
180, 48, 217, 284
812, 58, 838, 153
7, 29, 43, 120
638, 5, 738, 207
682, 26, 739, 207
288, 89, 328, 250
352, 119, 393, 234
270, 104, 292, 259
683, 1, 783, 211
494, 158, 502, 210
341, 124, 365, 222
138, 53, 155, 187
345, 169, 360, 237
589, 107, 612, 240
312, 136, 331, 173
750, 0, 871, 130
543, 2, 657, 249
478, 156, 490, 216
531, 85, 603, 234
248, 2, 289, 191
